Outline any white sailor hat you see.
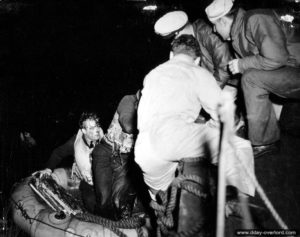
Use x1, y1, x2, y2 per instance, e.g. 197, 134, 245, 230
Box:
205, 0, 234, 23
154, 11, 188, 37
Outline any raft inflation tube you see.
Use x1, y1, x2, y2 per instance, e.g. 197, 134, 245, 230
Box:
11, 168, 147, 237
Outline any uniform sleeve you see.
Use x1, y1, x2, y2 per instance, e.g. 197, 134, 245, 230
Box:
207, 33, 233, 88
45, 135, 76, 170
238, 14, 289, 72
116, 95, 138, 134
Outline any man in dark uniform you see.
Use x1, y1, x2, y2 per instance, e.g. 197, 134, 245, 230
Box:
205, 0, 300, 157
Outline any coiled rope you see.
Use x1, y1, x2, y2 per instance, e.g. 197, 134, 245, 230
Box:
150, 173, 208, 237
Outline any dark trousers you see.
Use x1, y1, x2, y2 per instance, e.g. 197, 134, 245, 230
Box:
241, 67, 300, 145
92, 140, 115, 218
92, 140, 135, 220
151, 158, 214, 236
177, 158, 214, 235
111, 151, 136, 219
79, 180, 96, 213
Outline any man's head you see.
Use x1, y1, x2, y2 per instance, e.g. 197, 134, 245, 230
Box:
205, 0, 236, 41
170, 34, 201, 62
79, 112, 102, 142
154, 11, 190, 39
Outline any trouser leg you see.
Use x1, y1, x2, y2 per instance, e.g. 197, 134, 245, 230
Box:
177, 158, 214, 235
242, 70, 279, 145
111, 153, 136, 219
79, 180, 96, 213
149, 158, 214, 236
92, 141, 114, 218
241, 67, 300, 145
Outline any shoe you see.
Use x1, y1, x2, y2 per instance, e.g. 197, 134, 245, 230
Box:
252, 142, 279, 158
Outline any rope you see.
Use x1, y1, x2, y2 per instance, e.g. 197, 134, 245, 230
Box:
175, 174, 206, 186
172, 175, 208, 199
75, 212, 146, 237
137, 226, 146, 237
150, 172, 208, 237
75, 212, 145, 229
10, 198, 85, 237
181, 182, 208, 199
228, 140, 289, 230
216, 98, 289, 231
11, 184, 145, 237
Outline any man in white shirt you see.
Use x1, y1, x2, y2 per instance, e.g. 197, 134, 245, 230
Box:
134, 35, 255, 200
32, 112, 104, 212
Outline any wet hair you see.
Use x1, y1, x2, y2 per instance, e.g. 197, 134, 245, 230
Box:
171, 34, 200, 59
79, 112, 101, 129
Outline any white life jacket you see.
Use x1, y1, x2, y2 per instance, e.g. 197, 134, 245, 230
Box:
73, 129, 103, 185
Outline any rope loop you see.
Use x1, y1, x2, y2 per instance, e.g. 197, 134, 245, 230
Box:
150, 170, 207, 237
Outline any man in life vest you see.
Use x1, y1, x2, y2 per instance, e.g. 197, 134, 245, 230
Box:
33, 112, 104, 212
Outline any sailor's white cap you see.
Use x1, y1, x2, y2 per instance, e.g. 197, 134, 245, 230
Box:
205, 0, 234, 22
154, 11, 188, 37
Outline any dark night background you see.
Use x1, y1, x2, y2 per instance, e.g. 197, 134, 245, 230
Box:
1, 0, 300, 233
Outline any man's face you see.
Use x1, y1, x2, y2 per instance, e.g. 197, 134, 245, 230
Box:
82, 119, 101, 142
213, 17, 231, 41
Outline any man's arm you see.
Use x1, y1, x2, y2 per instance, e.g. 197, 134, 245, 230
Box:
207, 32, 233, 88
238, 12, 289, 72
194, 20, 232, 88
116, 95, 138, 134
45, 135, 76, 170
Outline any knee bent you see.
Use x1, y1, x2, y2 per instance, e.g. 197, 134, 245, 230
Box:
241, 69, 262, 86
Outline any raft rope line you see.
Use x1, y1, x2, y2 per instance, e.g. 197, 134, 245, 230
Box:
75, 212, 146, 237
10, 196, 146, 237
10, 197, 85, 237
150, 170, 208, 237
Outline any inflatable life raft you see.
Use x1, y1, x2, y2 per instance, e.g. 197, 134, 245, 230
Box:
11, 168, 147, 237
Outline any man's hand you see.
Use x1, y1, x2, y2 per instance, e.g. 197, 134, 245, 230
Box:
32, 168, 52, 178
228, 59, 240, 75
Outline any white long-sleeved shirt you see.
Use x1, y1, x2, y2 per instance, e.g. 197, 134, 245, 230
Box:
135, 54, 255, 197
138, 54, 221, 132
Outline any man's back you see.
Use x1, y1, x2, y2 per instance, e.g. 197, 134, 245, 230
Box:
138, 54, 221, 132
135, 35, 255, 196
